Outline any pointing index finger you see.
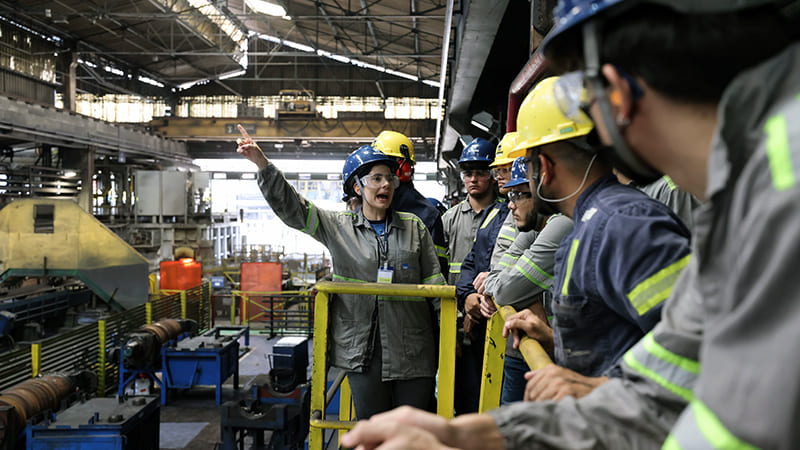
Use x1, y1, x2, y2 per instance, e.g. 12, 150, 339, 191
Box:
237, 124, 252, 142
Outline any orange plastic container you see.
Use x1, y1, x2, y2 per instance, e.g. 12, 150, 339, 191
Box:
160, 259, 202, 290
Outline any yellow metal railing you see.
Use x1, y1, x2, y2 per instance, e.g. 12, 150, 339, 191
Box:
230, 290, 309, 325
478, 302, 554, 412
307, 281, 457, 450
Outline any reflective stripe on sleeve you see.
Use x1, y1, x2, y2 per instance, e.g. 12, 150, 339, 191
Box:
623, 332, 699, 402
663, 175, 677, 191
663, 399, 759, 450
423, 273, 447, 285
764, 113, 796, 192
448, 262, 462, 274
627, 254, 691, 316
497, 225, 517, 242
560, 239, 580, 296
300, 202, 320, 236
513, 254, 553, 290
435, 245, 449, 259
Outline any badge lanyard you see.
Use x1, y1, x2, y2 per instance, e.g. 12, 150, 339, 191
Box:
376, 216, 393, 283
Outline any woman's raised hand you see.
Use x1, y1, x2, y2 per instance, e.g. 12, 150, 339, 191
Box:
236, 124, 269, 171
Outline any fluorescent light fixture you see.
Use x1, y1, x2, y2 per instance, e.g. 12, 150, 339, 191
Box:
246, 0, 287, 17
470, 111, 495, 133
219, 69, 246, 80
63, 171, 78, 178
241, 173, 256, 179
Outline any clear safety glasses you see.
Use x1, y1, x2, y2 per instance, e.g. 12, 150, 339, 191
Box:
359, 173, 399, 189
507, 190, 533, 204
553, 69, 645, 122
460, 169, 491, 181
490, 167, 512, 178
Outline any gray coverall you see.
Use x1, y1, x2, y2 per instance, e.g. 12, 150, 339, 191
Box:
442, 199, 488, 285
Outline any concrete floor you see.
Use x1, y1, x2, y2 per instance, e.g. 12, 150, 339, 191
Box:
157, 333, 312, 449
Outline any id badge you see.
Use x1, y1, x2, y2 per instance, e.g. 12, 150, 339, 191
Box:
377, 267, 393, 283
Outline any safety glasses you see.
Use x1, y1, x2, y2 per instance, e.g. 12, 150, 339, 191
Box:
460, 169, 491, 181
359, 173, 399, 189
507, 190, 533, 204
490, 167, 512, 178
553, 69, 644, 122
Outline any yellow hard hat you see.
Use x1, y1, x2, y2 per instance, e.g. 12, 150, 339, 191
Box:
490, 132, 519, 167
509, 76, 594, 158
372, 130, 415, 164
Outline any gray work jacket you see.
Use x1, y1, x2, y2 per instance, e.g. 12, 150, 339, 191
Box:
442, 199, 491, 284
488, 40, 800, 450
257, 164, 446, 380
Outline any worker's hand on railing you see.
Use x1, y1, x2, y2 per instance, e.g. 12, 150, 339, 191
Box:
464, 293, 483, 320
502, 307, 554, 354
473, 271, 489, 294
523, 365, 609, 402
479, 294, 496, 318
236, 124, 269, 171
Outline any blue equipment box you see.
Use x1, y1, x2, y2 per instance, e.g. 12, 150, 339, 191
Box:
26, 396, 159, 450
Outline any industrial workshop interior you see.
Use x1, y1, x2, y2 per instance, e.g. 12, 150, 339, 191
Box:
3, 0, 794, 449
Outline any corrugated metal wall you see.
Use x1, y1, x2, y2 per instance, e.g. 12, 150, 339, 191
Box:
0, 20, 57, 104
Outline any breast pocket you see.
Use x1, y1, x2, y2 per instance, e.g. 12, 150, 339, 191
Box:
552, 295, 609, 374
393, 249, 421, 284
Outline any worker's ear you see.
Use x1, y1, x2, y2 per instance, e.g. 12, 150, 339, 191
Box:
601, 64, 634, 127
353, 182, 362, 197
538, 153, 555, 186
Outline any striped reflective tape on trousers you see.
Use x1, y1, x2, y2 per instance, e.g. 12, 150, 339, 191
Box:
627, 254, 691, 316
448, 262, 462, 274
623, 332, 699, 402
662, 399, 759, 450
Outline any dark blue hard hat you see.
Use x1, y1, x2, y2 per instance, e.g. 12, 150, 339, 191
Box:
342, 145, 398, 195
502, 157, 530, 189
458, 137, 495, 166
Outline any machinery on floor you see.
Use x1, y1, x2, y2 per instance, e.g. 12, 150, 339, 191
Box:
25, 396, 160, 450
114, 319, 249, 406
220, 336, 310, 450
0, 370, 96, 449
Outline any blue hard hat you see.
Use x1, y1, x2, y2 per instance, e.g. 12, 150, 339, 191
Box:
458, 137, 495, 166
503, 157, 530, 189
540, 0, 778, 57
342, 145, 399, 195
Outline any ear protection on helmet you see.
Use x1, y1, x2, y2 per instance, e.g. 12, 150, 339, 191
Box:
396, 144, 413, 183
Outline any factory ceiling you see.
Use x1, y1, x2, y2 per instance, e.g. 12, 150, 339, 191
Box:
0, 0, 536, 164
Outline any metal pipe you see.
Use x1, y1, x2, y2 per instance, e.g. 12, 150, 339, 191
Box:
506, 51, 547, 133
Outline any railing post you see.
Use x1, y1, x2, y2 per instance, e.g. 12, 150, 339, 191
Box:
208, 281, 213, 329
309, 291, 330, 450
437, 294, 457, 418
242, 293, 249, 326
230, 293, 237, 325
479, 308, 506, 412
98, 320, 106, 396
31, 343, 41, 378
180, 291, 187, 319
145, 302, 152, 325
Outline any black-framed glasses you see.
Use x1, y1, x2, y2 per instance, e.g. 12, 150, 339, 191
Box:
507, 190, 533, 204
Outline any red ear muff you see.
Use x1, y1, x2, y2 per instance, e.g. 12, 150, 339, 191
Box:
397, 159, 413, 183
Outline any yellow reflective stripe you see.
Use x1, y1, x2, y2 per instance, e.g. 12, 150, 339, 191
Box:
560, 239, 580, 296
449, 262, 461, 274
623, 333, 698, 402
663, 175, 677, 191
423, 273, 447, 285
519, 254, 553, 280
513, 263, 549, 290
498, 231, 516, 242
435, 245, 449, 258
300, 202, 320, 236
665, 400, 759, 450
764, 113, 795, 191
498, 261, 514, 269
480, 208, 500, 229
332, 274, 368, 283
628, 254, 691, 316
